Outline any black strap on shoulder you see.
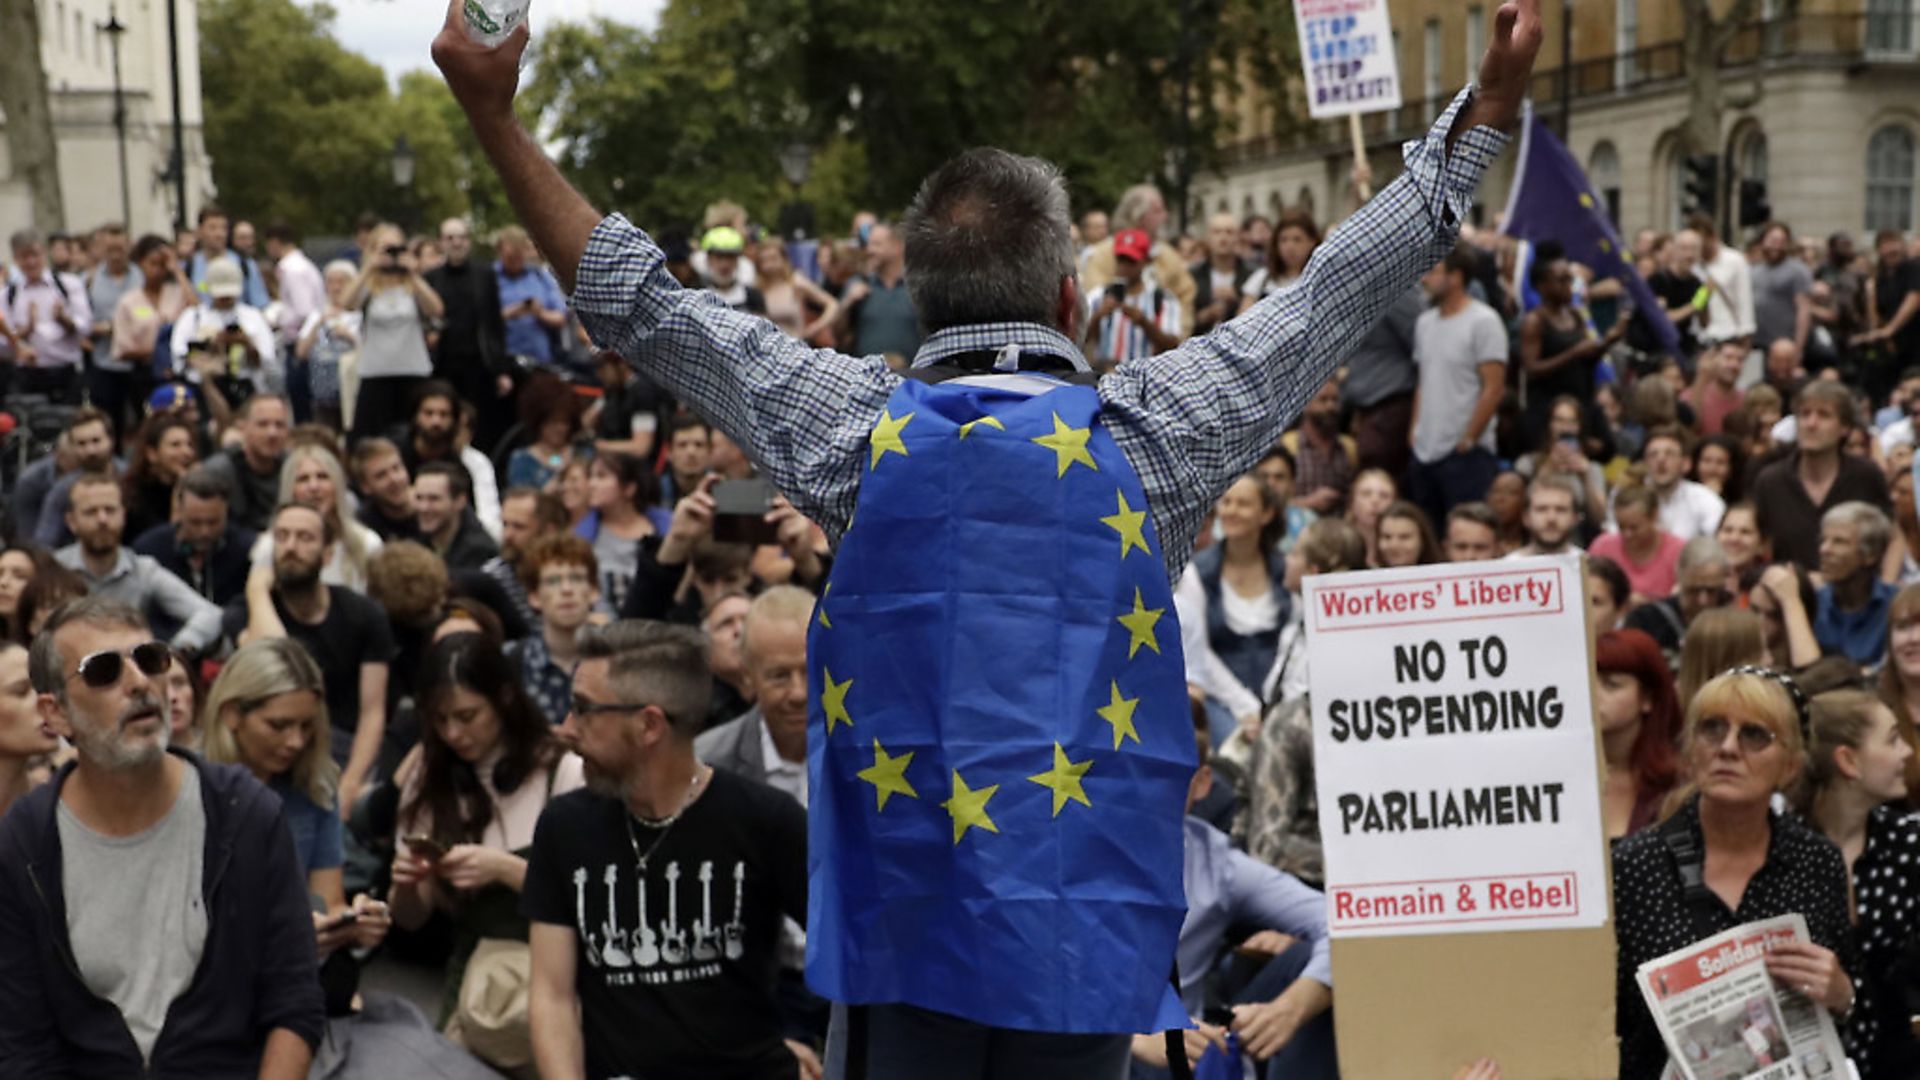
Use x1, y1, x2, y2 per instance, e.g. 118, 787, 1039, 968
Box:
845, 1002, 869, 1080
1656, 810, 1726, 941
1166, 960, 1193, 1080
903, 349, 1101, 387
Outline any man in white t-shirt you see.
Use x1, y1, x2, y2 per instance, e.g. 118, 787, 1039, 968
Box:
1408, 246, 1508, 527
1689, 213, 1756, 344
1639, 424, 1725, 541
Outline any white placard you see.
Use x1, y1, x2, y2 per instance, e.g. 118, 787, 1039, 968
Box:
1305, 554, 1609, 938
1292, 0, 1404, 120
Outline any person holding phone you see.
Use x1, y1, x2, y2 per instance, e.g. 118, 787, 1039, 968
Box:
494, 224, 568, 367
1084, 229, 1184, 368
344, 222, 444, 440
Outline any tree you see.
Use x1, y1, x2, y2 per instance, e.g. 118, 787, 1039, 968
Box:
0, 0, 66, 231
1678, 0, 1763, 232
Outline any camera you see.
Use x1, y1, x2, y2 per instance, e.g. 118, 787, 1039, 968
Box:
383, 244, 407, 258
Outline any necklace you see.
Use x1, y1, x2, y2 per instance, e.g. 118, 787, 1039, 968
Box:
622, 763, 707, 875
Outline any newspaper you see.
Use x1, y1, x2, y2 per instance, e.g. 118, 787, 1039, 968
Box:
1638, 914, 1848, 1080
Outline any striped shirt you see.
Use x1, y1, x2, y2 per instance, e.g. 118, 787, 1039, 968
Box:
568, 88, 1507, 586
1087, 283, 1182, 365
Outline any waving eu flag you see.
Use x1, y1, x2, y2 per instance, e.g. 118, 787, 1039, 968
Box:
805, 377, 1194, 1035
1501, 105, 1683, 359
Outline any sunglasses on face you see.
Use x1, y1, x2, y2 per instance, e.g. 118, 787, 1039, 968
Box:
1694, 715, 1777, 755
69, 641, 172, 689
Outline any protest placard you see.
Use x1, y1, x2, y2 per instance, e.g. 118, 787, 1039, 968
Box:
1291, 0, 1403, 120
1305, 553, 1617, 1076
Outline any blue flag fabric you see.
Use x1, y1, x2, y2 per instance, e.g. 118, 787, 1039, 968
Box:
1501, 108, 1683, 359
805, 376, 1194, 1035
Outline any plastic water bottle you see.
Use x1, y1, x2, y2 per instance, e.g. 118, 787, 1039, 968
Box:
461, 0, 529, 47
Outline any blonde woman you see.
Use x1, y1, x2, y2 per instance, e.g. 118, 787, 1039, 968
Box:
1675, 606, 1768, 707
249, 444, 383, 591
1874, 582, 1920, 806
200, 639, 390, 961
752, 240, 840, 340
345, 221, 443, 439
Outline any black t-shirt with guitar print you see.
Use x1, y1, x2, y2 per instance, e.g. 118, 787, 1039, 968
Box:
522, 769, 807, 1079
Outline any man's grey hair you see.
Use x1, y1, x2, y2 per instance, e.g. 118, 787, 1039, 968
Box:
1111, 184, 1165, 231
28, 595, 149, 700
1822, 501, 1892, 567
901, 148, 1076, 333
1676, 536, 1730, 577
9, 229, 43, 255
577, 620, 712, 739
739, 585, 816, 664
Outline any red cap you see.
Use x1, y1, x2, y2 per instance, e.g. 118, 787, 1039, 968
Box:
1113, 229, 1152, 264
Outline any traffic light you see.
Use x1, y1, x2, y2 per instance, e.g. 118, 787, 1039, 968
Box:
1738, 178, 1772, 228
1682, 155, 1719, 220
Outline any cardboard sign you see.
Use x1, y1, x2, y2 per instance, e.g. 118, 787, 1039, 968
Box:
1305, 554, 1617, 1077
1292, 0, 1403, 120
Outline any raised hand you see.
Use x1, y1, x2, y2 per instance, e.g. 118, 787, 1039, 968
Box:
431, 0, 529, 123
1465, 0, 1544, 132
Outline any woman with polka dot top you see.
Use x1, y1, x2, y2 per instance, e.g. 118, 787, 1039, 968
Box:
1611, 669, 1859, 1079
1801, 689, 1920, 1076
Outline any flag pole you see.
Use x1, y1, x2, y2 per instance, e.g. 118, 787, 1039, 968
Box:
1348, 113, 1373, 202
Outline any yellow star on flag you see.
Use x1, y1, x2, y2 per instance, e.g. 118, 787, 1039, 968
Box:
940, 770, 1001, 844
856, 739, 918, 811
1116, 587, 1164, 658
958, 415, 1005, 439
1578, 192, 1594, 208
1027, 742, 1093, 816
869, 409, 914, 470
816, 584, 832, 629
821, 668, 854, 734
1100, 490, 1151, 560
1031, 412, 1098, 477
1097, 681, 1141, 749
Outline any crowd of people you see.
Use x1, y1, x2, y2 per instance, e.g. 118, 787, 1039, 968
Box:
0, 12, 1916, 1079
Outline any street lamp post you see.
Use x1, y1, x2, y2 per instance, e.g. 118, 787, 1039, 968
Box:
101, 7, 131, 228
777, 141, 814, 241
390, 134, 416, 232
1560, 0, 1574, 139
164, 0, 187, 229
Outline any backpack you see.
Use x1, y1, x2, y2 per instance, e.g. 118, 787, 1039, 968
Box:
5, 273, 76, 310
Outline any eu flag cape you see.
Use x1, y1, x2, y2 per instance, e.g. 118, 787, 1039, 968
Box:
1501, 105, 1683, 359
805, 376, 1194, 1034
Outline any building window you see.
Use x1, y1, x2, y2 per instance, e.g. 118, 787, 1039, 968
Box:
1424, 19, 1442, 111
1739, 131, 1769, 188
1589, 141, 1623, 226
1867, 0, 1915, 56
1615, 0, 1639, 85
1866, 125, 1917, 232
1466, 6, 1485, 72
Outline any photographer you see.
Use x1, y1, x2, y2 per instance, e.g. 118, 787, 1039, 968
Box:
344, 222, 445, 441
168, 257, 280, 403
1084, 228, 1184, 367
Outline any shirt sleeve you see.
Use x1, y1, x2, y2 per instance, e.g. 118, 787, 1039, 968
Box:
1223, 845, 1332, 988
520, 800, 573, 925
1097, 88, 1510, 567
1474, 309, 1510, 365
145, 557, 223, 651
358, 596, 398, 663
568, 218, 902, 539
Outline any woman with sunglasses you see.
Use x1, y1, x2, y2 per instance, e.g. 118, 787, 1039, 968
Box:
388, 633, 582, 1029
0, 640, 59, 819
1799, 690, 1920, 1076
1611, 668, 1858, 1079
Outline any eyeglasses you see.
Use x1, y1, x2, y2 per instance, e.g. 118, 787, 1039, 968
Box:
539, 571, 593, 589
1694, 715, 1778, 755
68, 641, 172, 689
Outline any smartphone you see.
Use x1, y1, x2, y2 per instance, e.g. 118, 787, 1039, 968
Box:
1104, 283, 1126, 304
404, 833, 447, 861
711, 478, 782, 545
323, 910, 361, 929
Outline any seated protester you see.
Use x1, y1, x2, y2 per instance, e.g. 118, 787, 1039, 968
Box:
389, 633, 586, 1070
1506, 474, 1583, 558
1589, 484, 1686, 605
1280, 378, 1356, 518
1235, 518, 1369, 883
200, 393, 292, 534
1750, 380, 1892, 571
169, 255, 282, 401
1516, 394, 1611, 530
1587, 555, 1632, 641
56, 471, 224, 654
521, 622, 810, 1080
1485, 470, 1528, 555
1716, 501, 1771, 598
1753, 561, 1826, 673
1815, 501, 1897, 672
700, 591, 756, 729
1877, 583, 1920, 806
1083, 229, 1184, 368
0, 639, 60, 818
30, 406, 123, 548
1677, 607, 1770, 709
224, 502, 394, 815
120, 414, 200, 540
0, 597, 323, 1073
350, 437, 422, 544
132, 465, 256, 609
1612, 668, 1857, 1080
198, 639, 394, 1014
1175, 474, 1289, 750
1376, 500, 1443, 568
12, 560, 88, 645
623, 479, 752, 624
1624, 536, 1735, 658
415, 461, 500, 573
1800, 690, 1920, 1077
454, 399, 506, 542
507, 372, 587, 491
1691, 433, 1747, 507
1133, 721, 1334, 1080
477, 487, 570, 637
507, 535, 600, 726
1442, 501, 1500, 562
587, 347, 671, 460
1250, 446, 1317, 554
657, 412, 713, 509
575, 452, 670, 610
1593, 629, 1683, 839
246, 444, 384, 593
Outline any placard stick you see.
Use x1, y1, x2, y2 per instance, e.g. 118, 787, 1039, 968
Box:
1348, 113, 1373, 202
